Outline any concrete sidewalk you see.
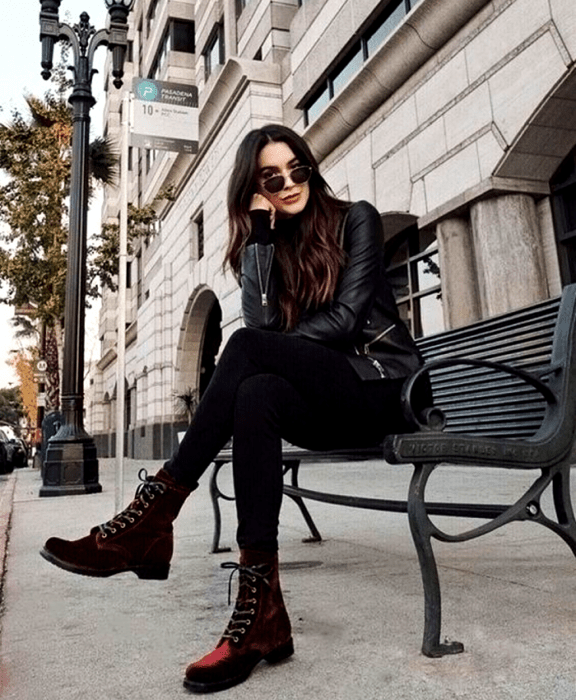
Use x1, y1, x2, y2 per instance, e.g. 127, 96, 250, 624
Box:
0, 459, 575, 700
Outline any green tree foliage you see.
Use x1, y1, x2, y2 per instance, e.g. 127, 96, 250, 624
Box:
0, 93, 119, 321
0, 386, 24, 432
89, 186, 176, 293
0, 94, 72, 323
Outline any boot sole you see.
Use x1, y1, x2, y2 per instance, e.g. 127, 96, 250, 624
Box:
183, 639, 294, 693
39, 547, 170, 580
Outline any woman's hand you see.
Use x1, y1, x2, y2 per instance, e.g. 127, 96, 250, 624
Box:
250, 193, 276, 229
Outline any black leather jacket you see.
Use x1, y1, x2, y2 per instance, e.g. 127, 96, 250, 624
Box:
240, 200, 423, 381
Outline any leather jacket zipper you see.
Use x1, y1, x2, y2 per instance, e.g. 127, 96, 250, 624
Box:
366, 355, 387, 379
354, 346, 388, 379
364, 324, 395, 354
255, 243, 274, 307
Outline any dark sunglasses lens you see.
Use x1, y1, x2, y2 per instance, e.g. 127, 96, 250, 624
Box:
261, 166, 311, 193
263, 176, 284, 194
291, 166, 311, 184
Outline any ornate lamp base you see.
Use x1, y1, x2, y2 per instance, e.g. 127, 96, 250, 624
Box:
40, 436, 102, 497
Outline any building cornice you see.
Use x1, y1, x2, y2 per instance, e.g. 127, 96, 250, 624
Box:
418, 176, 550, 230
97, 347, 117, 371
198, 57, 282, 143
304, 0, 492, 163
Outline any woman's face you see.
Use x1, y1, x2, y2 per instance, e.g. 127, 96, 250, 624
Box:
256, 141, 311, 218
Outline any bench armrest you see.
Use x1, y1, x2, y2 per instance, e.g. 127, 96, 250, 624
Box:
401, 357, 558, 431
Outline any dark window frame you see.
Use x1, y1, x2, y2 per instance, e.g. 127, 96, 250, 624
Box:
551, 146, 576, 285
204, 22, 225, 81
304, 0, 422, 126
195, 212, 205, 261
385, 223, 443, 338
149, 19, 195, 78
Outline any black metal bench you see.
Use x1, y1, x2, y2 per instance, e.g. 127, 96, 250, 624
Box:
208, 285, 576, 658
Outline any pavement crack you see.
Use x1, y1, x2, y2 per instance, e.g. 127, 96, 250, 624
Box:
438, 563, 553, 592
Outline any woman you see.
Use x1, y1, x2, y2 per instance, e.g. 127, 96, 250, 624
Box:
41, 124, 426, 693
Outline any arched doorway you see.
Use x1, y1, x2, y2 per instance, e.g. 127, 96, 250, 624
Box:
175, 286, 222, 418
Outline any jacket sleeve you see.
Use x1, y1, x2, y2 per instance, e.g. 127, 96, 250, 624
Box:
287, 200, 381, 345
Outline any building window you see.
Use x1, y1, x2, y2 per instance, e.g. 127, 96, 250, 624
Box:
146, 0, 160, 37
125, 383, 131, 432
136, 252, 143, 308
551, 145, 576, 285
204, 23, 225, 81
172, 20, 195, 53
138, 19, 144, 72
191, 212, 204, 261
151, 31, 169, 78
145, 148, 159, 173
304, 0, 423, 125
151, 20, 195, 79
385, 224, 443, 338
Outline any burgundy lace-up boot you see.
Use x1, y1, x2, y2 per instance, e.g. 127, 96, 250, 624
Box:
40, 468, 192, 580
184, 549, 293, 693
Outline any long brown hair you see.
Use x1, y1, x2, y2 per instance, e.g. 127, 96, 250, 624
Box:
224, 124, 349, 329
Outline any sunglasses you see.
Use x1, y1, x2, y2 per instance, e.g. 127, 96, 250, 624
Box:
259, 165, 312, 194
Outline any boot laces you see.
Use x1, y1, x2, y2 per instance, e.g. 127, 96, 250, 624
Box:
220, 561, 271, 644
98, 469, 168, 538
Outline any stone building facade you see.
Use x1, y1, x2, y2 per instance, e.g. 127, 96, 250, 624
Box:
90, 0, 576, 459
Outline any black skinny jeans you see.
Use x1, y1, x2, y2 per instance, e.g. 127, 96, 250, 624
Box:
164, 328, 412, 553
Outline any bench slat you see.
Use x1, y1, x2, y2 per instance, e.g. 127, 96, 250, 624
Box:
413, 300, 561, 438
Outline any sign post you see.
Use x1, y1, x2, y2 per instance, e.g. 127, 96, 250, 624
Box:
114, 80, 198, 510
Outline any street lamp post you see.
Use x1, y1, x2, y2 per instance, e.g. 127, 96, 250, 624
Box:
38, 0, 134, 497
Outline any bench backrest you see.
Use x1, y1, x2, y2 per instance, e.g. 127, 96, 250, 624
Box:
415, 296, 562, 438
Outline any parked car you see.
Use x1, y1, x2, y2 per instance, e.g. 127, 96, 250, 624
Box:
0, 429, 14, 475
7, 438, 28, 468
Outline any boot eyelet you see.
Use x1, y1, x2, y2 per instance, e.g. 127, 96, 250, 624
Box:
128, 517, 134, 523
119, 523, 126, 528
233, 636, 239, 643
251, 587, 256, 593
143, 503, 150, 508
101, 533, 108, 539
136, 511, 143, 516
245, 620, 251, 626
110, 528, 117, 534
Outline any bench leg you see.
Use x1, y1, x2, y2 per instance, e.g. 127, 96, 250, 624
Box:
209, 461, 232, 554
209, 458, 323, 552
551, 463, 576, 558
408, 462, 464, 658
283, 460, 322, 543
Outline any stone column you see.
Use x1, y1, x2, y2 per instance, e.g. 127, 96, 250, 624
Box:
470, 194, 548, 318
435, 217, 481, 329
537, 197, 562, 298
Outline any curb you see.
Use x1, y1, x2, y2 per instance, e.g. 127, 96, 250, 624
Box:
0, 472, 17, 620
